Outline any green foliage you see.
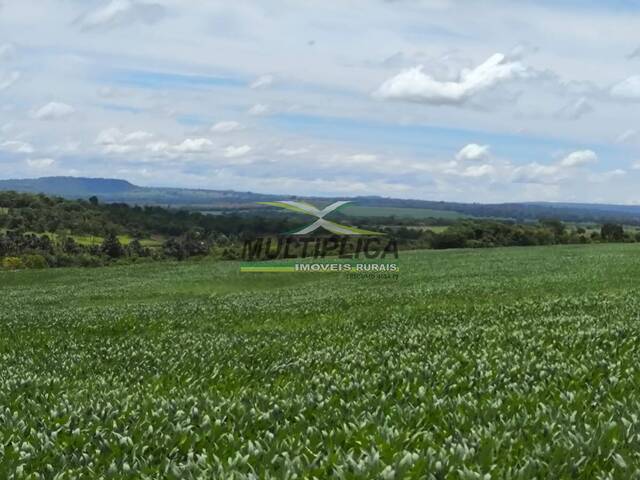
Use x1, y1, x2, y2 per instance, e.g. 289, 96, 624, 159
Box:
1, 256, 22, 270
3, 244, 640, 477
101, 232, 124, 258
21, 254, 47, 269
601, 223, 625, 241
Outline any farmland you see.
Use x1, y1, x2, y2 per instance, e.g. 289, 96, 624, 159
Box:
3, 244, 640, 478
337, 205, 469, 220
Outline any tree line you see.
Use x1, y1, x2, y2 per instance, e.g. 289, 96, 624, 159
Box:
1, 191, 638, 269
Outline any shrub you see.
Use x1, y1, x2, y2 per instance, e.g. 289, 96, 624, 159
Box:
101, 232, 124, 258
2, 256, 23, 270
77, 254, 104, 268
21, 254, 48, 269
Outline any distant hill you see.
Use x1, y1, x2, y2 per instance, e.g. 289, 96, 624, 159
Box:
0, 176, 279, 208
0, 177, 138, 197
3, 176, 640, 224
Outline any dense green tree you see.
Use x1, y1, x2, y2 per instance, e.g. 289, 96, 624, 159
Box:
601, 223, 624, 241
101, 232, 124, 258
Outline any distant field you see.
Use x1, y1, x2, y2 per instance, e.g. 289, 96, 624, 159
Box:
70, 234, 163, 248
338, 204, 468, 219
0, 229, 163, 247
3, 244, 640, 477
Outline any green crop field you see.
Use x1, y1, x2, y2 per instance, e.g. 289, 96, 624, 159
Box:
3, 244, 640, 478
338, 205, 469, 220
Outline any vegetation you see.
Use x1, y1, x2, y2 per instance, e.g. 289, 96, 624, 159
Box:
2, 244, 640, 477
3, 191, 640, 269
0, 191, 306, 267
5, 176, 640, 225
337, 205, 469, 220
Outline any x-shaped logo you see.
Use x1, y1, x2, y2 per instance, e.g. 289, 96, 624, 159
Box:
259, 200, 381, 235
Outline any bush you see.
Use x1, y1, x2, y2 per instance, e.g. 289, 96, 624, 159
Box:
21, 254, 48, 269
101, 232, 124, 258
77, 254, 104, 268
2, 256, 23, 270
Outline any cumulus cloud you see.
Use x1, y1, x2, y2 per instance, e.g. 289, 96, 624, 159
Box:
509, 150, 599, 185
96, 128, 153, 154
211, 121, 243, 133
610, 75, 640, 99
224, 145, 252, 158
146, 141, 170, 153
375, 53, 528, 105
511, 163, 563, 184
96, 128, 124, 145
174, 138, 213, 153
26, 158, 55, 169
32, 102, 75, 120
75, 0, 166, 31
0, 140, 34, 154
250, 75, 274, 89
460, 164, 495, 177
0, 71, 19, 91
455, 143, 490, 162
559, 149, 598, 167
124, 131, 154, 142
248, 104, 269, 116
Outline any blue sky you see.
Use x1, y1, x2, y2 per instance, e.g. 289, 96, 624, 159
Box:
2, 0, 640, 203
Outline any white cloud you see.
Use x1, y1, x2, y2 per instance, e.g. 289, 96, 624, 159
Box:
146, 141, 170, 153
455, 143, 490, 162
96, 128, 154, 154
174, 138, 213, 153
461, 164, 495, 177
224, 145, 252, 158
76, 0, 166, 31
376, 53, 528, 105
123, 130, 153, 142
26, 158, 55, 169
0, 71, 19, 91
212, 121, 243, 133
248, 104, 269, 116
0, 140, 34, 154
250, 75, 274, 89
32, 102, 75, 120
96, 128, 123, 145
611, 76, 640, 99
511, 163, 563, 184
277, 147, 310, 156
559, 149, 598, 167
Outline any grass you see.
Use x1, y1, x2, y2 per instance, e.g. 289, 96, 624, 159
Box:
337, 205, 469, 219
70, 233, 163, 247
0, 229, 163, 247
2, 243, 640, 477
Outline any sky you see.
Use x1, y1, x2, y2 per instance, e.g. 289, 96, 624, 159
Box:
2, 0, 640, 203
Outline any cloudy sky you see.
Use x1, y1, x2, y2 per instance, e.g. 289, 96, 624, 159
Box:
2, 0, 640, 203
